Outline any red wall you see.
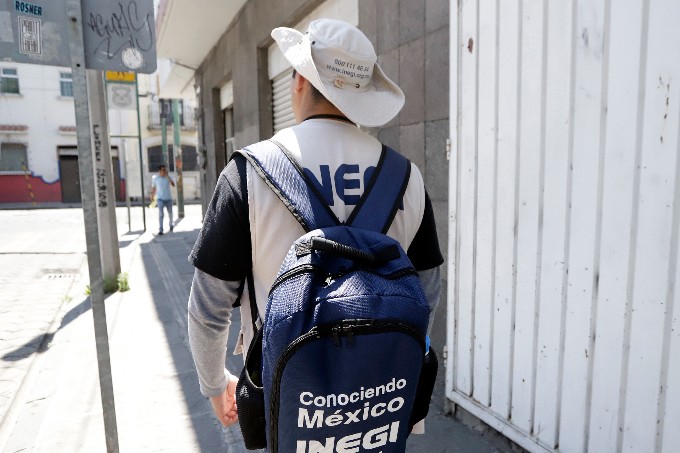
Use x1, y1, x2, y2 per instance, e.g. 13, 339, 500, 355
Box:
0, 175, 61, 203
0, 175, 126, 203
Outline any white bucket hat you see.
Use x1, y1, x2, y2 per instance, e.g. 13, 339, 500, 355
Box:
271, 19, 405, 127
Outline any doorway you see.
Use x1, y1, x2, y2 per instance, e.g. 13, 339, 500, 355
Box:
59, 152, 81, 203
112, 154, 123, 201
58, 147, 124, 203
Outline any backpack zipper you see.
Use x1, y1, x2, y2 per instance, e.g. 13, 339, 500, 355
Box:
268, 320, 425, 452
269, 264, 419, 296
269, 264, 322, 295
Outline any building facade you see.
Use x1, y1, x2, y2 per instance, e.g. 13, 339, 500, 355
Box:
0, 63, 83, 203
0, 62, 201, 204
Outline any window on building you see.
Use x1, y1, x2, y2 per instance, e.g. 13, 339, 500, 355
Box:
147, 145, 198, 172
0, 143, 28, 172
182, 145, 198, 171
223, 106, 235, 163
0, 68, 20, 94
60, 72, 73, 97
158, 99, 185, 126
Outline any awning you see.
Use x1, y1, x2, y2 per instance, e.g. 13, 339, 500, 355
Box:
154, 0, 248, 97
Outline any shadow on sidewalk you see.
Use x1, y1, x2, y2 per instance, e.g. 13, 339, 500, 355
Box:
2, 297, 91, 362
137, 227, 228, 451
119, 230, 145, 248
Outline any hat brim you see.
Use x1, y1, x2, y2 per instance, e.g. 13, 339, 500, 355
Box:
272, 26, 404, 127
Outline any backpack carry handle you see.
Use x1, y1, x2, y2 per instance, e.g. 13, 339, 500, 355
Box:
311, 237, 375, 264
310, 237, 401, 265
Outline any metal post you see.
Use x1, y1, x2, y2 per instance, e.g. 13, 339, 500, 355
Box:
172, 99, 184, 218
66, 1, 119, 451
135, 79, 146, 231
122, 141, 132, 232
161, 116, 168, 165
87, 70, 121, 280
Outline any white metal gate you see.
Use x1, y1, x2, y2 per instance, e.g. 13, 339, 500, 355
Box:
447, 1, 680, 452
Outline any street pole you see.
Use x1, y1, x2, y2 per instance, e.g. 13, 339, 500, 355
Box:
135, 79, 146, 231
161, 115, 168, 166
66, 1, 119, 451
86, 70, 121, 280
172, 99, 184, 218
122, 140, 132, 232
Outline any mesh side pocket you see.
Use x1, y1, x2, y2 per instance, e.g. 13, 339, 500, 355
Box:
409, 346, 439, 430
236, 328, 267, 450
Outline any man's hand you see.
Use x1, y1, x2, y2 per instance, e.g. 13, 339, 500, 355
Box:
209, 375, 239, 426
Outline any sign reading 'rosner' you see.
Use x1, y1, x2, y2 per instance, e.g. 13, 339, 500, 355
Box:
294, 377, 408, 452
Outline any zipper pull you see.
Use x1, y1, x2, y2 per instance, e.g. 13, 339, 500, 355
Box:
332, 326, 341, 348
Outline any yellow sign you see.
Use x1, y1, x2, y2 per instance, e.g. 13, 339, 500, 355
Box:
105, 71, 136, 83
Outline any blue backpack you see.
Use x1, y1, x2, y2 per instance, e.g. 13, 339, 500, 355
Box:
235, 140, 437, 452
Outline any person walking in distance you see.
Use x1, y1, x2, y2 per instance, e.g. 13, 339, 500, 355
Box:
187, 18, 443, 437
151, 164, 175, 235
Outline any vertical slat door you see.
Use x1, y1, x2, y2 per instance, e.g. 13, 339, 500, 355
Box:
446, 0, 680, 452
586, 0, 645, 450
619, 0, 680, 451
454, 0, 479, 397
473, 0, 498, 410
559, 0, 608, 451
510, 0, 545, 437
490, 0, 520, 422
532, 0, 573, 448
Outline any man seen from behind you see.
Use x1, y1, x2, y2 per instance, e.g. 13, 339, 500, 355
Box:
187, 18, 443, 441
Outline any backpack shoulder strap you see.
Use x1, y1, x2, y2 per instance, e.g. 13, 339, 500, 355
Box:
236, 141, 411, 234
347, 146, 411, 233
235, 140, 339, 231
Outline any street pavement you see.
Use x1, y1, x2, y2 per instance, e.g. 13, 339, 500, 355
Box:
0, 203, 513, 452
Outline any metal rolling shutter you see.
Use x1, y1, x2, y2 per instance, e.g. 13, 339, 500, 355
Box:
272, 68, 295, 134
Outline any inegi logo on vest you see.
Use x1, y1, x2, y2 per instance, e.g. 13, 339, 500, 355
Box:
304, 164, 404, 211
295, 377, 408, 452
304, 164, 377, 206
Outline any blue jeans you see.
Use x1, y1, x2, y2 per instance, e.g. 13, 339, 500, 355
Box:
157, 198, 173, 232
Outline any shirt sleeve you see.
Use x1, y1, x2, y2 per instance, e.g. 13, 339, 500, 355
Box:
407, 191, 444, 271
187, 155, 251, 397
189, 155, 251, 281
418, 266, 442, 334
187, 268, 241, 397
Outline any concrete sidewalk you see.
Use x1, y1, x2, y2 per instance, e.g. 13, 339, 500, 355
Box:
1, 205, 511, 452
